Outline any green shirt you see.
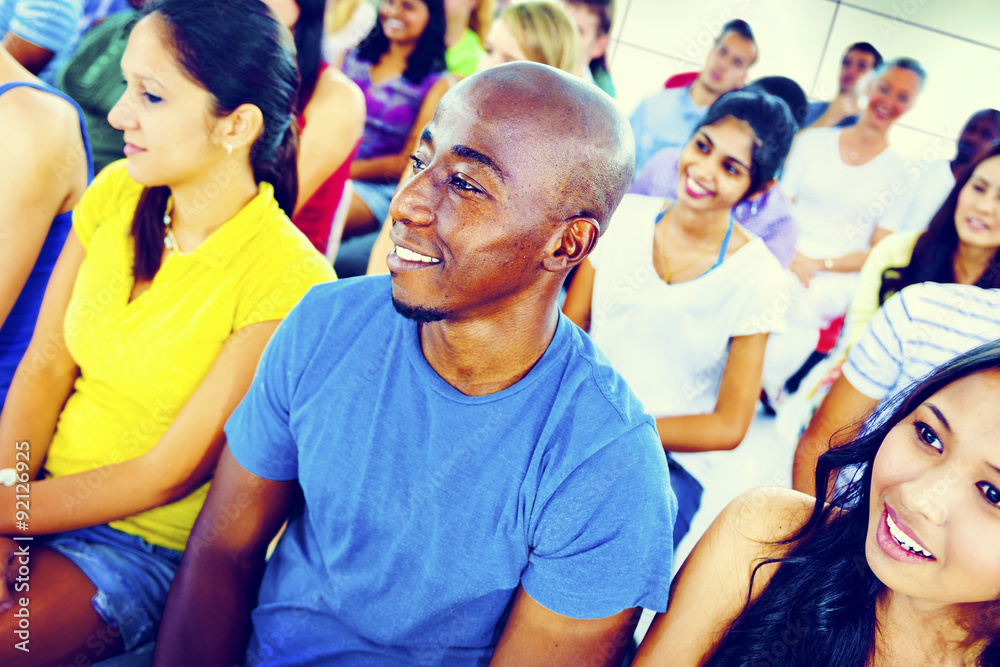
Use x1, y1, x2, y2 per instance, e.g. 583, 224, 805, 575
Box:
445, 28, 484, 78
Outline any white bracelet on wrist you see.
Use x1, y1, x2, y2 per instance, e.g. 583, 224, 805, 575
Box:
0, 468, 17, 487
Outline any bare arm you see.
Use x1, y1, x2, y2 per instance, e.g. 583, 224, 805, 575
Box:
0, 317, 280, 535
561, 257, 595, 330
2, 33, 55, 74
633, 487, 811, 666
490, 587, 639, 667
808, 92, 860, 129
154, 446, 298, 667
790, 226, 891, 287
0, 230, 85, 476
0, 88, 86, 328
294, 69, 366, 214
792, 374, 876, 496
349, 76, 454, 182
656, 333, 768, 453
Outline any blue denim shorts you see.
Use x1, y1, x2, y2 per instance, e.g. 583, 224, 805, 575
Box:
351, 179, 398, 225
41, 524, 183, 651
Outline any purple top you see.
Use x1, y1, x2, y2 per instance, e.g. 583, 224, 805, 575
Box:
628, 146, 799, 267
343, 50, 443, 162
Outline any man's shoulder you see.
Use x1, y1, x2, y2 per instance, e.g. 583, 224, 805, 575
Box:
284, 275, 394, 342
301, 274, 391, 308
552, 317, 659, 437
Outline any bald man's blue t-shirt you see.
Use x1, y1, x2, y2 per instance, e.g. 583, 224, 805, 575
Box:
226, 276, 675, 665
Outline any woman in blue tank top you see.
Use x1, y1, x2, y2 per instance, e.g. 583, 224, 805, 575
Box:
0, 44, 93, 408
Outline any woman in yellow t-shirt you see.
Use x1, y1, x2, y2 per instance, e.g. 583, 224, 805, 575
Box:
844, 142, 1000, 347
0, 0, 335, 662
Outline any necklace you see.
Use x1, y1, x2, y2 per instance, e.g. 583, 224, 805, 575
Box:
659, 208, 731, 281
162, 200, 181, 254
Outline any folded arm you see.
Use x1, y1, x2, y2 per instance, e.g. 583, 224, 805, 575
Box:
656, 333, 768, 453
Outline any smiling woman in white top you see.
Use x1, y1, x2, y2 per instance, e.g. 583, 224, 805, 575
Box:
563, 88, 796, 549
769, 57, 926, 390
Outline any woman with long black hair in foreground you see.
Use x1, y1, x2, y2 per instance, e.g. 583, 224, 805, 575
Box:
636, 338, 1000, 666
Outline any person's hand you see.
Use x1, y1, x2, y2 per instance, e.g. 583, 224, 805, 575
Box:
789, 251, 822, 288
826, 91, 860, 123
0, 537, 18, 614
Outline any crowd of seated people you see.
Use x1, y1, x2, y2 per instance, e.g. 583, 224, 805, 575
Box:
1, 2, 1000, 666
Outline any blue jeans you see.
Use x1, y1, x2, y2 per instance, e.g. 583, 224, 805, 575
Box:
42, 524, 182, 651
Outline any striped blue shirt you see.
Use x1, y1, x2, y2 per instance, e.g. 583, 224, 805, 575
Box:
844, 282, 1000, 400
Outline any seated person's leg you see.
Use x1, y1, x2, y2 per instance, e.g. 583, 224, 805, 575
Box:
0, 545, 122, 665
0, 525, 182, 665
342, 180, 396, 242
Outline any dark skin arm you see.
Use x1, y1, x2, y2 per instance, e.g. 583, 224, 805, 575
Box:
491, 587, 640, 667
2, 33, 55, 74
153, 446, 298, 667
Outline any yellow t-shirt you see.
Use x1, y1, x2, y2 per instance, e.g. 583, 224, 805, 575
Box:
843, 231, 921, 347
44, 161, 336, 551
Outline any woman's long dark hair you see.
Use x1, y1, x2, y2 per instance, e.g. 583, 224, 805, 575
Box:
293, 0, 325, 113
129, 0, 300, 281
356, 0, 446, 84
706, 339, 1000, 666
879, 143, 1000, 305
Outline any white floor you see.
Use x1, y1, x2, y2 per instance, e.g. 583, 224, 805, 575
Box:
632, 406, 798, 646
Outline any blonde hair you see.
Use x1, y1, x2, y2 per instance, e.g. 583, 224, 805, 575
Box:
325, 0, 362, 35
470, 0, 495, 43
501, 1, 579, 74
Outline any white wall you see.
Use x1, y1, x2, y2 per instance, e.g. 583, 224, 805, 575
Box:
606, 0, 1000, 163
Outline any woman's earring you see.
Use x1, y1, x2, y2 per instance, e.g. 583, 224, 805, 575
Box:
226, 143, 233, 156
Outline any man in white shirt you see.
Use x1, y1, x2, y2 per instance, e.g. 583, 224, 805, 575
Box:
886, 108, 1000, 234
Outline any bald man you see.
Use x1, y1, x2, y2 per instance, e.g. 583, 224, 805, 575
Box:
154, 62, 676, 667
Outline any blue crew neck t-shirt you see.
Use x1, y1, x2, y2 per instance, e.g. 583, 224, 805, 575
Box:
629, 85, 707, 175
226, 275, 675, 666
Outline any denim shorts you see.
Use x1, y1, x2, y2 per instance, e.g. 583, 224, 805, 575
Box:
41, 524, 183, 651
351, 179, 398, 225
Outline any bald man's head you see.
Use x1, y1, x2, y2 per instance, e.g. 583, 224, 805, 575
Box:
445, 62, 635, 233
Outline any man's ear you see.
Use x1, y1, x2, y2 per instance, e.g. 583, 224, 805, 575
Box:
543, 217, 600, 272
590, 33, 610, 61
215, 103, 264, 155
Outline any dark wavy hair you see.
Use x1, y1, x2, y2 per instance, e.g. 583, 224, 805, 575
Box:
845, 41, 883, 69
695, 88, 797, 201
356, 0, 446, 84
879, 143, 1000, 305
129, 0, 300, 281
291, 0, 325, 114
706, 339, 1000, 666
